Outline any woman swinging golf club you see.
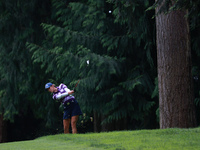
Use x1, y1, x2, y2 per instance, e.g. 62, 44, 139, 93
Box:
45, 82, 82, 134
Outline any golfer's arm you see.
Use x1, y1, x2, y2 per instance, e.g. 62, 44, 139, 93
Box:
65, 88, 74, 94
56, 88, 72, 100
56, 93, 68, 99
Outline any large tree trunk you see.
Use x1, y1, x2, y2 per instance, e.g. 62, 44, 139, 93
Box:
156, 2, 197, 128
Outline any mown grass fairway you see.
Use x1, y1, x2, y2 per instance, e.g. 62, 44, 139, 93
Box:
1, 128, 200, 150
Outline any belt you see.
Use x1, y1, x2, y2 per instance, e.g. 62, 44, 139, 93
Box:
63, 99, 74, 105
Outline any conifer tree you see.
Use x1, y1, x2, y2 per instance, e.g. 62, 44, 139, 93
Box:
0, 0, 57, 141
27, 0, 157, 131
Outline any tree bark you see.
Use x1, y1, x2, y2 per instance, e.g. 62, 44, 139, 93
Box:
156, 2, 197, 128
93, 111, 101, 132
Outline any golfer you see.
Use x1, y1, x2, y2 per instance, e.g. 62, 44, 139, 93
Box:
45, 82, 82, 134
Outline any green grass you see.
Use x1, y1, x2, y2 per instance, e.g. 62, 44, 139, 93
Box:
1, 128, 200, 150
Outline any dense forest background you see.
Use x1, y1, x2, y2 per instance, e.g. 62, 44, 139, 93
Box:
0, 0, 200, 142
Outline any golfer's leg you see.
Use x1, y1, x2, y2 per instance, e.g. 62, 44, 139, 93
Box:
63, 119, 70, 134
71, 115, 79, 134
